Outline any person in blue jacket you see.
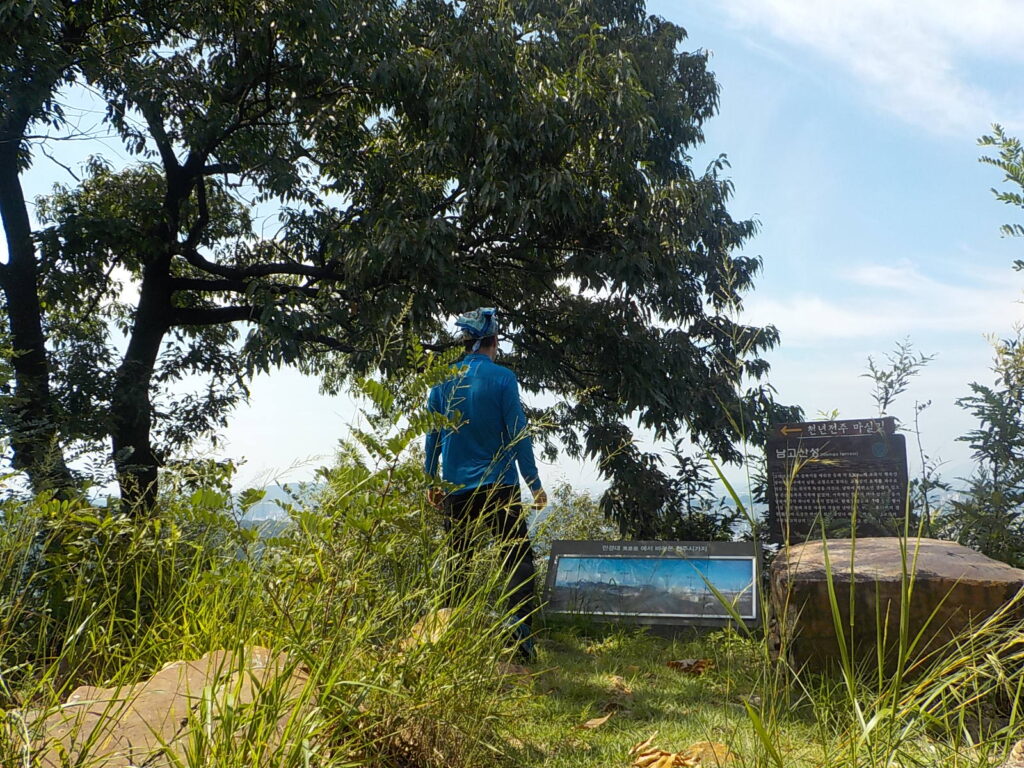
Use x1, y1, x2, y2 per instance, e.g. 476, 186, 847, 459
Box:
425, 308, 546, 655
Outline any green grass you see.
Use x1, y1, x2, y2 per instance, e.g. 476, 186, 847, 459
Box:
511, 625, 813, 768
511, 620, 1023, 768
4, 484, 1024, 767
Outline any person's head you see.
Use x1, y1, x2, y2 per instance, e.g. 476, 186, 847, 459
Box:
462, 334, 497, 354
455, 307, 499, 357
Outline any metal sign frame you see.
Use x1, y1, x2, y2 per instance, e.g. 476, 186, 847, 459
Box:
544, 540, 761, 629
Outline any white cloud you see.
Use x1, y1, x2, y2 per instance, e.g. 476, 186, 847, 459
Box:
718, 0, 1024, 136
745, 260, 1024, 345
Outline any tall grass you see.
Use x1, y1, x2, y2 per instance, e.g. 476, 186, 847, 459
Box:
5, 325, 1024, 766
0, 346, 531, 767
712, 457, 1024, 768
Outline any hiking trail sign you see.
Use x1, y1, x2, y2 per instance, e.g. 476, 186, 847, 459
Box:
766, 417, 909, 543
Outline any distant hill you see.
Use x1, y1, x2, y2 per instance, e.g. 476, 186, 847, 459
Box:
238, 483, 320, 523
237, 517, 292, 538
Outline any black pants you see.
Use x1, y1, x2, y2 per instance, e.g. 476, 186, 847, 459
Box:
442, 483, 538, 618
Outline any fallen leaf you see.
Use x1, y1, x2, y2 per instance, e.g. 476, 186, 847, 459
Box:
400, 608, 455, 650
634, 751, 667, 767
578, 711, 613, 729
607, 674, 633, 695
496, 662, 531, 678
1004, 739, 1024, 767
630, 734, 718, 768
666, 658, 714, 676
630, 733, 658, 756
683, 741, 736, 766
632, 747, 700, 768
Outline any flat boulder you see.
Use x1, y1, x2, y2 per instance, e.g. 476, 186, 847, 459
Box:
770, 538, 1024, 670
17, 647, 310, 767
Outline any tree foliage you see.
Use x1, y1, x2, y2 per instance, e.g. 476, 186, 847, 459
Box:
599, 440, 742, 539
3, 0, 794, 528
979, 125, 1024, 242
34, 159, 254, 459
532, 481, 618, 560
945, 334, 1024, 566
861, 337, 935, 420
935, 126, 1024, 564
0, 0, 137, 493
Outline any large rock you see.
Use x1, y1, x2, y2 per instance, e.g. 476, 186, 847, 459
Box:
19, 647, 310, 767
770, 538, 1024, 670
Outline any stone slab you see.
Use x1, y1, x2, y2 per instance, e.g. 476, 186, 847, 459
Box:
14, 647, 309, 767
770, 538, 1024, 670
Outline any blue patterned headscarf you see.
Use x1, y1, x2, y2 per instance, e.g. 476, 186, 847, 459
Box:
455, 307, 498, 352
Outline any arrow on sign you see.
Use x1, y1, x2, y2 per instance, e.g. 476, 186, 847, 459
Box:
780, 426, 802, 436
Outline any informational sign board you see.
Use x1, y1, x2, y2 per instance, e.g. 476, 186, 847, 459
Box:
544, 540, 760, 629
766, 417, 909, 542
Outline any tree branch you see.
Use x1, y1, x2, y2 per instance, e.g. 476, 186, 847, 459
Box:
169, 275, 322, 300
169, 276, 248, 292
183, 176, 209, 251
171, 305, 257, 326
295, 331, 358, 354
133, 94, 180, 174
178, 243, 343, 281
201, 162, 242, 176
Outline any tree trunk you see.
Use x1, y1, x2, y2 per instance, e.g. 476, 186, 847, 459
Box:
111, 260, 171, 514
0, 143, 75, 495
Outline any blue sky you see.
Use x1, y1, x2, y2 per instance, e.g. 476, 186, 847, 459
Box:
8, 1, 1024, 495
555, 555, 754, 594
637, 0, 1024, 490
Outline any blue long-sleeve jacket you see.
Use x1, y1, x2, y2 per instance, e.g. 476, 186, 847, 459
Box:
424, 353, 542, 495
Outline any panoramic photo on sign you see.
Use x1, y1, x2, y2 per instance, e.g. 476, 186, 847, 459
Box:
767, 417, 909, 542
544, 541, 759, 629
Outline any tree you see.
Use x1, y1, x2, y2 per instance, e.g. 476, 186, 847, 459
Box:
947, 333, 1024, 566
0, 0, 154, 494
938, 126, 1024, 564
8, 0, 794, 525
6, 0, 399, 506
597, 439, 743, 540
34, 159, 258, 505
860, 337, 944, 533
532, 482, 618, 558
531, 481, 617, 584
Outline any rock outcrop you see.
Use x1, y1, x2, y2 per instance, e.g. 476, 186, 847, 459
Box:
770, 538, 1024, 670
16, 647, 310, 767
998, 739, 1024, 768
